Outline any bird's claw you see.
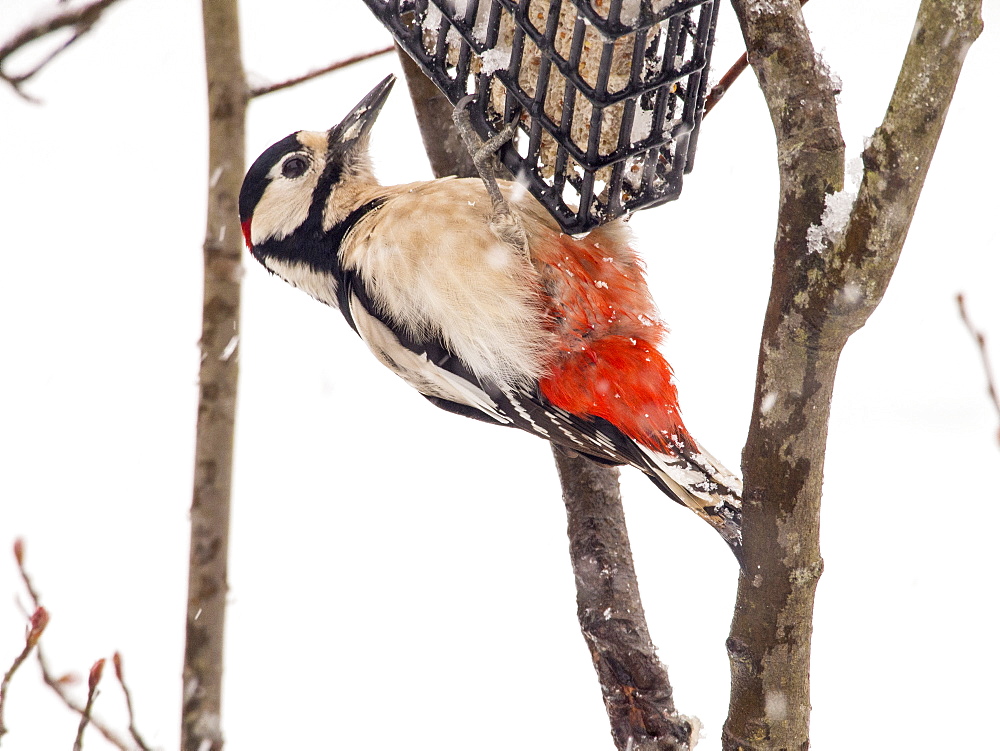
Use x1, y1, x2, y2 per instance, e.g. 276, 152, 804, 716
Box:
452, 98, 528, 255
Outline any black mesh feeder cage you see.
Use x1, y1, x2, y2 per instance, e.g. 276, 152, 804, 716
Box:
361, 0, 721, 234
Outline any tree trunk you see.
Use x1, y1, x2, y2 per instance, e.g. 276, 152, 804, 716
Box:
723, 1, 983, 747
182, 2, 247, 749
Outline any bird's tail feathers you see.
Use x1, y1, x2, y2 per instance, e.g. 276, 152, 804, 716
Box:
639, 443, 744, 565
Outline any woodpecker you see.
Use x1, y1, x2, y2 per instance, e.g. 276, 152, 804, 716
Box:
239, 75, 743, 561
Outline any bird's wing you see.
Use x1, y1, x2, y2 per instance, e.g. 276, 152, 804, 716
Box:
343, 267, 743, 556
341, 276, 511, 426
336, 263, 642, 459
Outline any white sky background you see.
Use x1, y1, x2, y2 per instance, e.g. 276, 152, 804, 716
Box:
1, 0, 997, 749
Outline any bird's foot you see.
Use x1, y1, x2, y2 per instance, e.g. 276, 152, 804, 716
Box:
452, 97, 528, 255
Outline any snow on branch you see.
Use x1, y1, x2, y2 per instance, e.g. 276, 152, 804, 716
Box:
724, 0, 983, 749
832, 0, 985, 331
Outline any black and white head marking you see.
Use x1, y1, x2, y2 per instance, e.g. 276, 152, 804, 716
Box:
240, 133, 325, 246
238, 75, 396, 305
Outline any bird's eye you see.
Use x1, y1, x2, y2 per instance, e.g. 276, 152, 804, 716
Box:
281, 155, 309, 179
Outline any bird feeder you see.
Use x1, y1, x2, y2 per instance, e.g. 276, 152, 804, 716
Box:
361, 0, 720, 234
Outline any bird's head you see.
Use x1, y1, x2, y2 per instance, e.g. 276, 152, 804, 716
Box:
238, 74, 395, 258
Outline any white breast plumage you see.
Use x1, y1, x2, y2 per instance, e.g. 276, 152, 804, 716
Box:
262, 256, 340, 308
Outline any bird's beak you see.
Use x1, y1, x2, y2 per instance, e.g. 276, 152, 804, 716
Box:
328, 74, 395, 149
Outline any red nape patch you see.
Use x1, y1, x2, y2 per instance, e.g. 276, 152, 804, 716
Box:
539, 335, 694, 455
241, 218, 253, 249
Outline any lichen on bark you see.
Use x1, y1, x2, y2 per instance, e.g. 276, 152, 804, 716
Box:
723, 1, 983, 749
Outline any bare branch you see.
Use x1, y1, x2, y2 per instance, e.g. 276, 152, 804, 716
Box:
73, 659, 105, 751
552, 446, 694, 751
724, 0, 983, 748
397, 47, 478, 179
399, 52, 689, 751
0, 0, 126, 100
957, 294, 1000, 447
13, 538, 43, 609
36, 650, 131, 751
0, 607, 50, 741
182, 1, 247, 749
113, 652, 152, 751
833, 0, 985, 332
723, 0, 845, 736
249, 44, 394, 98
12, 541, 135, 751
703, 52, 748, 116
704, 0, 810, 115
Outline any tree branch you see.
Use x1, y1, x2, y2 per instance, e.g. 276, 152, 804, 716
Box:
956, 294, 1000, 447
399, 46, 690, 751
35, 650, 132, 751
841, 0, 984, 330
704, 0, 810, 115
0, 606, 49, 741
249, 45, 394, 98
0, 0, 126, 101
724, 0, 983, 748
113, 652, 153, 751
73, 659, 105, 751
396, 47, 479, 180
182, 1, 247, 749
10, 541, 137, 751
552, 447, 695, 751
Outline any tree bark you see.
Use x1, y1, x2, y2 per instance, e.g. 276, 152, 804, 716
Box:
723, 1, 983, 748
399, 47, 690, 751
182, 1, 247, 749
396, 49, 479, 180
552, 446, 694, 751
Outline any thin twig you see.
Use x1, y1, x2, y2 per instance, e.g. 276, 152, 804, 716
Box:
36, 649, 132, 751
3, 30, 85, 102
0, 0, 126, 100
249, 44, 395, 98
12, 541, 136, 751
704, 0, 810, 116
113, 652, 152, 751
73, 659, 105, 751
704, 52, 749, 115
0, 607, 49, 741
957, 293, 1000, 446
13, 538, 42, 609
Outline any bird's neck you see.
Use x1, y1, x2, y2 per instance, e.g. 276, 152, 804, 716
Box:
252, 195, 388, 309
